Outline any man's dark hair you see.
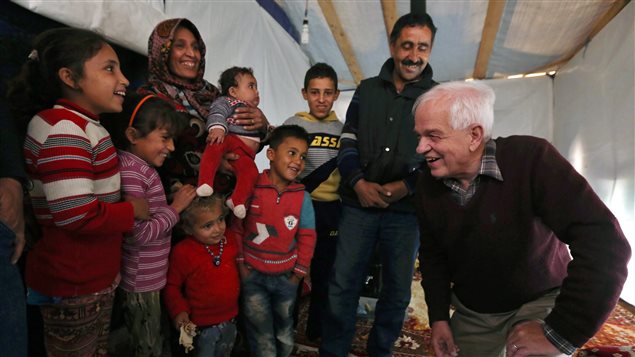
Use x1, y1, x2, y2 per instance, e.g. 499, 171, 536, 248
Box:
389, 13, 437, 44
268, 124, 310, 149
303, 62, 338, 91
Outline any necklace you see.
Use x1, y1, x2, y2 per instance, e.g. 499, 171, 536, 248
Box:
205, 237, 226, 267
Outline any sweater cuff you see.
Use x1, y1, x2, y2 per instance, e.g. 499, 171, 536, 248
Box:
348, 171, 364, 188
293, 266, 308, 277
543, 323, 578, 355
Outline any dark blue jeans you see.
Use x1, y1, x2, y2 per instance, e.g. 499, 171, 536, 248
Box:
241, 271, 298, 357
320, 205, 419, 357
0, 221, 27, 357
195, 319, 237, 357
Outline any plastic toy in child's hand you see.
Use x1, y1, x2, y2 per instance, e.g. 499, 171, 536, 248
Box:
179, 321, 197, 353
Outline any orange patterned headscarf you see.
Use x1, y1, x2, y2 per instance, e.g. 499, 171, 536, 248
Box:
141, 18, 218, 118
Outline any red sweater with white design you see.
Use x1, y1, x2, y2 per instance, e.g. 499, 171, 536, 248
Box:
24, 100, 134, 296
164, 232, 240, 326
235, 170, 316, 277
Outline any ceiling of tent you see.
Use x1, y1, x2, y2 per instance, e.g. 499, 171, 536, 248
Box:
9, 0, 629, 93
276, 0, 628, 90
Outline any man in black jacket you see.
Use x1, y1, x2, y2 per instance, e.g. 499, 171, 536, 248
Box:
320, 13, 438, 357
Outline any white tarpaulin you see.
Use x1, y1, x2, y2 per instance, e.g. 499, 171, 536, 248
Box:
554, 2, 634, 302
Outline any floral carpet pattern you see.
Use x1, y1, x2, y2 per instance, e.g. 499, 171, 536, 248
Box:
293, 273, 635, 357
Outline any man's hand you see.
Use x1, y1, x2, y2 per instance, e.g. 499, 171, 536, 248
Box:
431, 321, 459, 357
505, 321, 563, 357
0, 178, 25, 264
206, 127, 225, 144
380, 180, 409, 204
354, 179, 390, 208
232, 105, 269, 132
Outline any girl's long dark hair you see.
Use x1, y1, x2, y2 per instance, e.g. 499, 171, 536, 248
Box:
6, 27, 107, 137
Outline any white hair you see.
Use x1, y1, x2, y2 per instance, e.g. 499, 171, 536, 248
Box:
413, 81, 496, 139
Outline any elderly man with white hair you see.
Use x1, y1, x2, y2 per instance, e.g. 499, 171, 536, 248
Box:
413, 81, 631, 357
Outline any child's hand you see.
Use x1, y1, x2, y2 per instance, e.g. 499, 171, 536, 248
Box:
127, 196, 150, 220
288, 273, 301, 285
171, 184, 196, 213
206, 127, 225, 144
238, 262, 251, 280
174, 311, 191, 330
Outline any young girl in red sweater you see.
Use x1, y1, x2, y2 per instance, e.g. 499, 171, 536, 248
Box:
7, 28, 149, 356
164, 195, 240, 356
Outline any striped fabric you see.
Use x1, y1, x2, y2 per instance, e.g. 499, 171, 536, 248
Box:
23, 99, 134, 296
283, 112, 343, 201
118, 150, 179, 293
442, 139, 503, 206
25, 106, 122, 226
205, 96, 261, 139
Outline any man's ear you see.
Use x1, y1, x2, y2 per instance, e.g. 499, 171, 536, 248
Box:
468, 125, 484, 152
228, 86, 238, 98
125, 127, 138, 145
301, 88, 308, 101
58, 67, 79, 89
333, 89, 340, 101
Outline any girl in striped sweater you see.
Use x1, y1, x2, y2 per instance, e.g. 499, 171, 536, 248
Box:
7, 28, 150, 356
103, 92, 197, 356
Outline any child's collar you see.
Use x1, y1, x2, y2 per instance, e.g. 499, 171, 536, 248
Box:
55, 99, 99, 121
295, 111, 339, 122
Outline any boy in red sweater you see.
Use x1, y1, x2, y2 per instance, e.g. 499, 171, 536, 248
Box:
164, 195, 240, 356
235, 125, 317, 357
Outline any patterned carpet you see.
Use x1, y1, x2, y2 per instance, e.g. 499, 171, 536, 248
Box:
293, 274, 635, 357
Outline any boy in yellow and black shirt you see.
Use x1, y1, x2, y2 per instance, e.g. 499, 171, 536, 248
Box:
283, 62, 342, 340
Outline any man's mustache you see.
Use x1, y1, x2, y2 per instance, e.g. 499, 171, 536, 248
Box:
402, 59, 424, 66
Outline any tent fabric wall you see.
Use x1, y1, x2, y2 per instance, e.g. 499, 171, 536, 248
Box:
486, 76, 553, 141
11, 0, 165, 55
553, 2, 634, 302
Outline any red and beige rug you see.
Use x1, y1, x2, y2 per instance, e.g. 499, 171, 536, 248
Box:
293, 274, 635, 357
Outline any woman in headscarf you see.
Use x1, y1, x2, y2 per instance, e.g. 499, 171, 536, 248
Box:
139, 18, 270, 192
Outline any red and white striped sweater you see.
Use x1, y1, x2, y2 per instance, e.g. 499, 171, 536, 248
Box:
24, 99, 134, 297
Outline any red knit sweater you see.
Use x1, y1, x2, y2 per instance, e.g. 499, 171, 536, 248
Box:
24, 100, 134, 296
235, 171, 316, 277
416, 136, 630, 347
164, 232, 240, 326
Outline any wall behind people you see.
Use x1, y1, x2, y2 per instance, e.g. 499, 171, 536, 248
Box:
553, 2, 634, 303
